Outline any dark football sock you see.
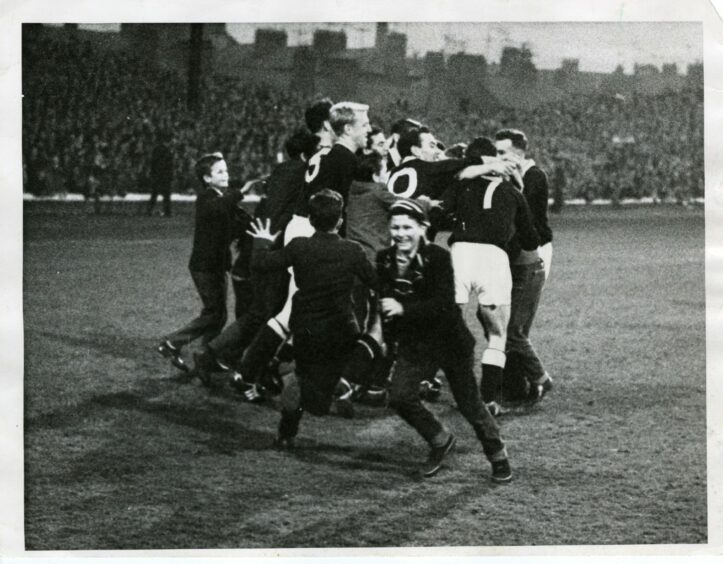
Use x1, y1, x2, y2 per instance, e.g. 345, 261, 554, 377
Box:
278, 408, 303, 439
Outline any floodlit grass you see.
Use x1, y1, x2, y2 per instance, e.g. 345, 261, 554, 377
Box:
23, 204, 706, 549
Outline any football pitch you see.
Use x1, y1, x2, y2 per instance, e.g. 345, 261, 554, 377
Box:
23, 204, 706, 549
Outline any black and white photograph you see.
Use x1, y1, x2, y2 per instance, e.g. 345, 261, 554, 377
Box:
2, 0, 722, 558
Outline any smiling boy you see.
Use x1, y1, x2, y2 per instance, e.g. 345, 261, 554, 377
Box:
157, 152, 243, 372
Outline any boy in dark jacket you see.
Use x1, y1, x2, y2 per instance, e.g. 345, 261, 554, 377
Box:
246, 189, 377, 445
156, 152, 243, 372
378, 199, 512, 483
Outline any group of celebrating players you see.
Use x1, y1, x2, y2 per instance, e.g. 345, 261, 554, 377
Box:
156, 98, 554, 484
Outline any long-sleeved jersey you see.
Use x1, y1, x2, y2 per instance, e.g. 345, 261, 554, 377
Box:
386, 157, 468, 200
294, 143, 358, 218
438, 175, 540, 253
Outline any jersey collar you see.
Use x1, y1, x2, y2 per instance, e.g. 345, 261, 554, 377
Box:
521, 159, 536, 177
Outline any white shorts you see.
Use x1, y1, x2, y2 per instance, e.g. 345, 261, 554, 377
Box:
451, 242, 512, 306
539, 242, 553, 280
273, 214, 314, 329
284, 214, 314, 246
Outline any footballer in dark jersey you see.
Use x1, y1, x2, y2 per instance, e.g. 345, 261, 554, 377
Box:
294, 102, 370, 221
386, 127, 521, 202
386, 127, 470, 200
234, 102, 372, 404
433, 137, 540, 416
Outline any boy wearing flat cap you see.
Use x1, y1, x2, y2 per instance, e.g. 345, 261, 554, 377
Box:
377, 199, 512, 483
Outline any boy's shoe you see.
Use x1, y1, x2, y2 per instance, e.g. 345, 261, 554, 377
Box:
527, 374, 553, 402
157, 340, 189, 373
490, 458, 512, 483
485, 401, 510, 417
423, 434, 456, 478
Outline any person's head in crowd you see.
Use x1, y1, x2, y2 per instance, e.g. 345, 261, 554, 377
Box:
445, 142, 467, 160
494, 129, 528, 159
367, 126, 388, 157
398, 127, 439, 163
308, 188, 344, 233
329, 101, 371, 152
387, 118, 424, 165
354, 153, 384, 183
285, 129, 319, 162
469, 136, 523, 188
390, 118, 424, 138
466, 137, 498, 161
304, 98, 334, 147
388, 199, 429, 254
194, 152, 228, 192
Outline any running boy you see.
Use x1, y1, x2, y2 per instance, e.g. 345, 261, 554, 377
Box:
156, 152, 243, 372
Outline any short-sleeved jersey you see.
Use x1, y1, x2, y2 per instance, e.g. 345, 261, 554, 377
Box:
385, 157, 468, 200
294, 143, 358, 217
441, 176, 540, 252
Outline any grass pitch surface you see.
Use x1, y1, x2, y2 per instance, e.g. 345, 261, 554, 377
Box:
23, 205, 706, 549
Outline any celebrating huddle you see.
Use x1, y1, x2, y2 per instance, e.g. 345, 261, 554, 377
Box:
156, 98, 555, 484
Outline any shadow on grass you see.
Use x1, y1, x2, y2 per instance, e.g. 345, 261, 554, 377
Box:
284, 441, 421, 477
27, 382, 421, 480
31, 329, 159, 367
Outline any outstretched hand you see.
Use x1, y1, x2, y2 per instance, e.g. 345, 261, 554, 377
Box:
246, 218, 281, 242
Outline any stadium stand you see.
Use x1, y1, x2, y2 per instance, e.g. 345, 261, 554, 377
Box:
22, 29, 703, 204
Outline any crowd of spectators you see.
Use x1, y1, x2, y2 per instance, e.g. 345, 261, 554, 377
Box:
426, 85, 703, 202
23, 29, 704, 203
23, 31, 308, 198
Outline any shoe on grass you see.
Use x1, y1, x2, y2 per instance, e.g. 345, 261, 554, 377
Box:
527, 374, 553, 402
490, 458, 512, 484
423, 434, 456, 478
157, 340, 189, 373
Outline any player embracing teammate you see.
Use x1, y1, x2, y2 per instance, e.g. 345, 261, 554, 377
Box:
156, 106, 555, 484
